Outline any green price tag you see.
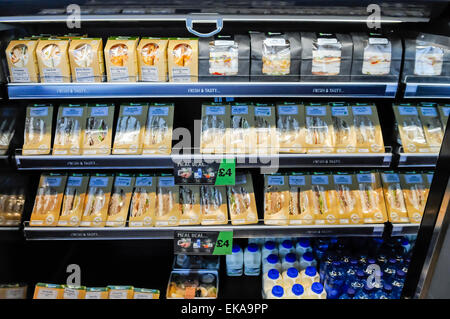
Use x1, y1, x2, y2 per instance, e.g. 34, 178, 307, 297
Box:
212, 231, 233, 255
214, 158, 235, 186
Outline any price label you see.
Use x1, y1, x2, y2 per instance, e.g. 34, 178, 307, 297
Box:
174, 231, 233, 255
213, 231, 233, 255
214, 159, 235, 186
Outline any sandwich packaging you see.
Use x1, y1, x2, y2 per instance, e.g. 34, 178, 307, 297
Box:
264, 174, 289, 225
112, 102, 149, 155
227, 173, 258, 225
356, 171, 388, 224
200, 103, 230, 154
80, 173, 114, 227
227, 103, 256, 154
0, 284, 27, 299
0, 188, 26, 226
179, 185, 201, 225
199, 34, 250, 82
30, 173, 67, 226
330, 102, 357, 153
332, 173, 363, 224
129, 174, 156, 227
200, 185, 228, 225
53, 103, 87, 155
85, 287, 109, 299
143, 103, 174, 155
250, 32, 301, 82
133, 288, 160, 299
381, 172, 410, 223
352, 103, 385, 153
418, 103, 444, 150
310, 173, 338, 225
0, 108, 17, 155
254, 103, 278, 154
6, 39, 39, 82
107, 286, 134, 299
82, 103, 114, 155
155, 176, 180, 227
168, 38, 198, 82
62, 285, 87, 299
304, 103, 334, 153
69, 38, 105, 82
288, 173, 314, 225
137, 37, 168, 82
106, 173, 135, 227
33, 283, 64, 299
57, 173, 89, 227
23, 104, 53, 155
276, 102, 305, 153
104, 36, 139, 82
36, 38, 71, 83
400, 172, 428, 224
438, 103, 449, 129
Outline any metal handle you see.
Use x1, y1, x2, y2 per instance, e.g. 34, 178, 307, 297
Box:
185, 16, 223, 38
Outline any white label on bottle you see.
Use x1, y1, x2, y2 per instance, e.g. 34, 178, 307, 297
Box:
89, 177, 108, 187
159, 177, 175, 187
352, 106, 373, 115
30, 107, 48, 117
382, 173, 400, 183
43, 68, 63, 82
267, 176, 284, 185
289, 175, 306, 186
235, 174, 247, 185
172, 67, 190, 82
62, 107, 83, 117
317, 38, 338, 45
67, 176, 83, 187
333, 175, 352, 184
108, 290, 129, 299
206, 106, 225, 115
109, 66, 129, 82
135, 176, 152, 187
115, 176, 132, 187
398, 106, 418, 116
255, 107, 271, 116
5, 288, 25, 299
36, 288, 59, 299
85, 291, 103, 299
123, 106, 142, 116
232, 105, 249, 115
63, 288, 80, 299
404, 174, 423, 184
306, 106, 327, 116
90, 107, 109, 117
332, 106, 349, 116
311, 175, 329, 185
357, 173, 375, 183
215, 40, 235, 46
75, 67, 95, 82
44, 177, 62, 187
369, 38, 389, 45
149, 107, 169, 116
420, 107, 438, 117
264, 38, 286, 46
12, 67, 30, 82
278, 105, 298, 115
141, 66, 158, 81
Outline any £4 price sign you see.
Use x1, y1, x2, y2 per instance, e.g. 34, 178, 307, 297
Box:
213, 231, 233, 255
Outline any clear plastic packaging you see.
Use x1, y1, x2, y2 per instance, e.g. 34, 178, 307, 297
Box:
262, 38, 291, 75
166, 270, 218, 299
312, 39, 342, 76
209, 40, 239, 75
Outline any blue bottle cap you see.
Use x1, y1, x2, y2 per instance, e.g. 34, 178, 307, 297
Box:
303, 252, 314, 262
383, 283, 393, 292
350, 259, 358, 266
396, 269, 406, 278
292, 284, 304, 296
264, 241, 276, 250
329, 289, 340, 299
285, 253, 296, 263
356, 270, 365, 278
287, 267, 299, 278
298, 238, 310, 248
388, 258, 397, 264
401, 238, 409, 246
364, 284, 373, 292
330, 238, 338, 244
332, 260, 341, 267
247, 243, 258, 252
268, 269, 280, 280
347, 288, 356, 296
311, 282, 324, 294
305, 266, 317, 277
368, 258, 376, 264
281, 240, 293, 249
272, 285, 284, 298
232, 244, 241, 253
267, 254, 279, 264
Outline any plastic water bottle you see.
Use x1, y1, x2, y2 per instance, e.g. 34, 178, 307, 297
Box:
262, 241, 278, 259
226, 244, 243, 276
282, 253, 298, 271
339, 287, 356, 299
354, 284, 373, 299
374, 283, 393, 299
263, 254, 281, 273
390, 269, 406, 299
319, 252, 336, 282
248, 238, 265, 246
263, 269, 284, 295
347, 270, 366, 291
283, 267, 300, 286
364, 258, 377, 277
328, 289, 340, 299
382, 258, 398, 281
267, 285, 284, 299
279, 240, 295, 258
299, 252, 317, 270
307, 282, 327, 299
315, 246, 328, 262
286, 283, 304, 299
300, 266, 320, 288
324, 261, 344, 295
295, 238, 312, 256
276, 237, 293, 244
376, 254, 388, 268
244, 244, 261, 276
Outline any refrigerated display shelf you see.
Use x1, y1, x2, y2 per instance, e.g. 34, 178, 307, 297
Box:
404, 82, 450, 99
14, 151, 393, 170
7, 82, 398, 99
23, 223, 386, 241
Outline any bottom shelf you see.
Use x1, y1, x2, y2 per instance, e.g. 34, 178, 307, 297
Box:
0, 227, 22, 241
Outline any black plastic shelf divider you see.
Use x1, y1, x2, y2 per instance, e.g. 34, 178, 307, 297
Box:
7, 82, 398, 99
391, 223, 420, 236
397, 151, 438, 168
0, 227, 22, 241
404, 82, 450, 99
